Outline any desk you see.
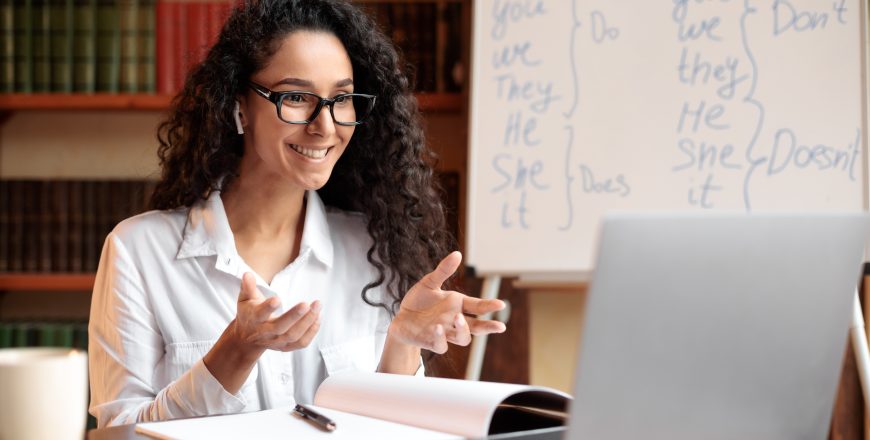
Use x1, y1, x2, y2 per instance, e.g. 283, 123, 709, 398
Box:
86, 423, 567, 440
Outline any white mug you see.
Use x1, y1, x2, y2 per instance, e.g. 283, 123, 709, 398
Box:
0, 348, 88, 440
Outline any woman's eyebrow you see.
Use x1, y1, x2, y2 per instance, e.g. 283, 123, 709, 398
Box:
275, 77, 313, 88
273, 78, 354, 88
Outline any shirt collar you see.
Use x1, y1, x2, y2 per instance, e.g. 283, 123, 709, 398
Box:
176, 190, 334, 268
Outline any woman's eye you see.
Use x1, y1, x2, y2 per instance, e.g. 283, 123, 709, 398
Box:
287, 94, 305, 103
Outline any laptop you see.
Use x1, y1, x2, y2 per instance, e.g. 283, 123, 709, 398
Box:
565, 213, 869, 440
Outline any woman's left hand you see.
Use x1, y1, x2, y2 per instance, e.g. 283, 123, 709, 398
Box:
388, 251, 507, 354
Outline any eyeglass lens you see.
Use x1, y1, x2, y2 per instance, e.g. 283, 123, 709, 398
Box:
279, 93, 374, 124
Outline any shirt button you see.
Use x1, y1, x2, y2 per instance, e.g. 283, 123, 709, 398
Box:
280, 373, 290, 384
225, 257, 232, 265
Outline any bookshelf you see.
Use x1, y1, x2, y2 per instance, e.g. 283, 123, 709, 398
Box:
0, 0, 471, 347
0, 92, 463, 112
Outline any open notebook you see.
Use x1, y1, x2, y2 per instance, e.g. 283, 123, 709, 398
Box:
135, 372, 571, 439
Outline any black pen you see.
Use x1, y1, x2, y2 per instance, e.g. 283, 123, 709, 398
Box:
293, 404, 337, 432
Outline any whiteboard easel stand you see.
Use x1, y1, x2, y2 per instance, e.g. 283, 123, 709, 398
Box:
851, 289, 870, 410
465, 274, 501, 381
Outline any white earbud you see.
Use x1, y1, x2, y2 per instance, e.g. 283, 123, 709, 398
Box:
233, 100, 244, 134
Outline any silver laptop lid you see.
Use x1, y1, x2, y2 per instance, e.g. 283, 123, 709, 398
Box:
566, 213, 869, 440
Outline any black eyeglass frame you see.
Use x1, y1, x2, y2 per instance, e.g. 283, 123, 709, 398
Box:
248, 81, 377, 126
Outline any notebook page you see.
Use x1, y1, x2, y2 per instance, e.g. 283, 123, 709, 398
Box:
135, 407, 460, 440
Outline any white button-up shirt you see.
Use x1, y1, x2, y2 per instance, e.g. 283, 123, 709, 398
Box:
88, 190, 407, 427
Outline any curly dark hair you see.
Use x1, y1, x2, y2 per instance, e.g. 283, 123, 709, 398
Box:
150, 0, 455, 313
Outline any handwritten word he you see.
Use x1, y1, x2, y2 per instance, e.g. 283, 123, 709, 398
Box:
677, 100, 730, 133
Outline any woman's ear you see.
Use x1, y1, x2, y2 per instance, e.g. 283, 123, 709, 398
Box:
234, 100, 245, 134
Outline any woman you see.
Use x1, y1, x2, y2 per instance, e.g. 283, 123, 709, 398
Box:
88, 0, 506, 427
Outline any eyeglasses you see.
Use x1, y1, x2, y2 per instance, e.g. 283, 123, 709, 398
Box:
248, 81, 377, 126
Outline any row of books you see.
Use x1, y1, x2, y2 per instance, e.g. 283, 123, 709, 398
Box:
1, 0, 464, 95
0, 319, 88, 350
1, 0, 235, 94
363, 1, 464, 93
0, 179, 156, 273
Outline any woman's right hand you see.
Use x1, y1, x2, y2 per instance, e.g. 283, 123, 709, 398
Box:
203, 272, 321, 394
231, 272, 322, 352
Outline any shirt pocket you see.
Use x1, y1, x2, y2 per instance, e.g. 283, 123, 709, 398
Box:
319, 335, 378, 375
164, 340, 259, 390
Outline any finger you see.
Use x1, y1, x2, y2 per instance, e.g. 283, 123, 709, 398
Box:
465, 317, 507, 335
429, 324, 448, 354
419, 251, 462, 291
252, 296, 282, 322
289, 316, 321, 350
238, 272, 264, 303
446, 313, 472, 346
461, 296, 506, 316
276, 301, 321, 342
269, 301, 311, 334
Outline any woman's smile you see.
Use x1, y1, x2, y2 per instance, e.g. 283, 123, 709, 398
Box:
288, 143, 332, 160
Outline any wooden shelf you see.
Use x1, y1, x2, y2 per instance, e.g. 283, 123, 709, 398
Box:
0, 94, 172, 111
0, 92, 463, 112
415, 92, 463, 112
0, 274, 96, 291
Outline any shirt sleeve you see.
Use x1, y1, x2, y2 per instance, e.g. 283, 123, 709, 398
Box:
88, 233, 247, 427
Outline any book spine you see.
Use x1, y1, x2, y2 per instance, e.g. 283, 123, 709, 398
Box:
31, 0, 49, 91
171, 0, 185, 91
0, 0, 15, 92
205, 0, 227, 49
49, 0, 73, 92
118, 0, 136, 92
73, 321, 87, 350
0, 322, 11, 348
13, 0, 32, 92
94, 179, 111, 268
37, 322, 56, 346
51, 180, 68, 272
22, 180, 39, 272
435, 1, 447, 93
81, 180, 96, 273
154, 0, 175, 94
8, 181, 22, 272
39, 179, 51, 271
419, 3, 436, 93
136, 0, 153, 92
55, 322, 74, 348
443, 2, 462, 93
67, 179, 82, 272
72, 0, 95, 92
95, 0, 119, 92
185, 0, 207, 72
0, 180, 7, 272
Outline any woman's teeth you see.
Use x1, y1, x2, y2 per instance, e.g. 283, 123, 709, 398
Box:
290, 144, 328, 159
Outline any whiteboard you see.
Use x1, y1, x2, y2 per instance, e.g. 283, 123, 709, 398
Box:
467, 0, 868, 274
